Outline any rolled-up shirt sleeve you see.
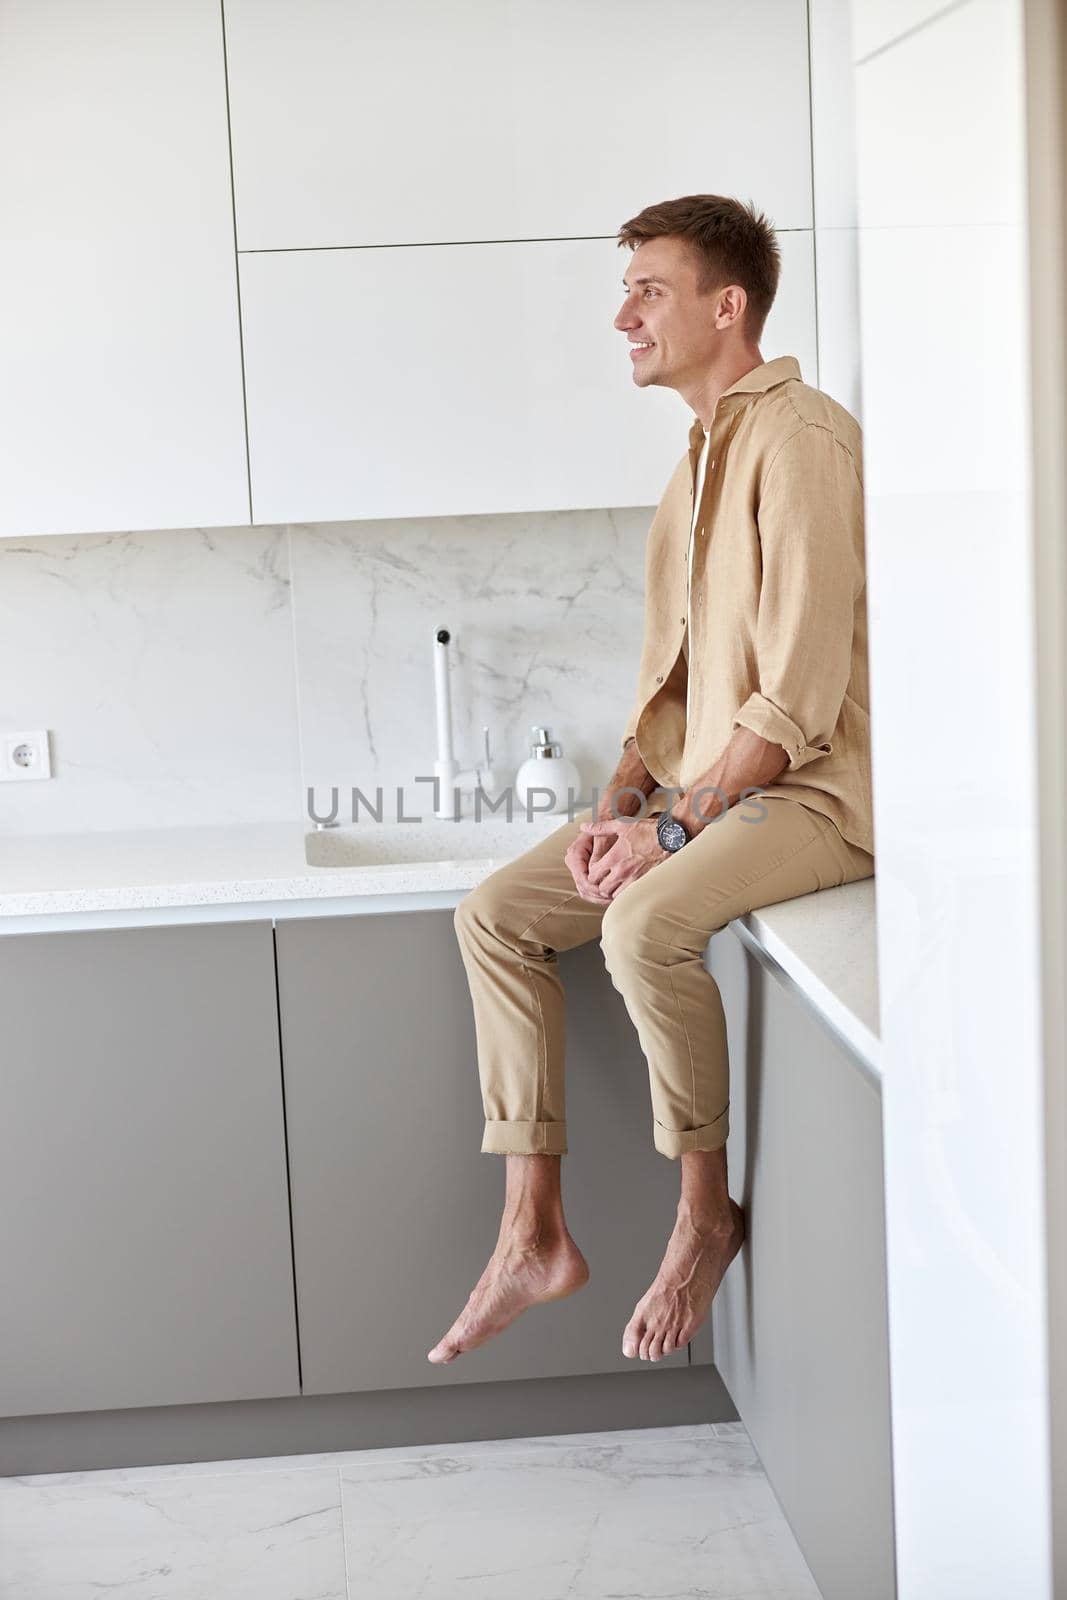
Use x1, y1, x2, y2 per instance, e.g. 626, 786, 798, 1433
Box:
732, 423, 865, 771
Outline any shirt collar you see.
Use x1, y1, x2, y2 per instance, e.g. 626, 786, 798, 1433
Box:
687, 355, 802, 446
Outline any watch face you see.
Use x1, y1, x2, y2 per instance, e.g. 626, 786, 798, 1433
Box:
657, 815, 689, 852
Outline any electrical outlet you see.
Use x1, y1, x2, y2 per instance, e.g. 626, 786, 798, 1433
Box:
1, 730, 52, 782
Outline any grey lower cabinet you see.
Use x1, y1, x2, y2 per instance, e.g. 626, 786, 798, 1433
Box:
274, 908, 692, 1394
0, 921, 300, 1419
690, 927, 896, 1600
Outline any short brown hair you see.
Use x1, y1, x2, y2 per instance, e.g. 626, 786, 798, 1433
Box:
616, 195, 781, 342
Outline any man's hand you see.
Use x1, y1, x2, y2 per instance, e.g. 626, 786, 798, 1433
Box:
569, 816, 668, 902
565, 736, 663, 901
564, 827, 614, 904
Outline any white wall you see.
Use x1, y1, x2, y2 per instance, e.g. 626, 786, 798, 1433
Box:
1024, 1, 1067, 1586
809, 0, 864, 420
850, 1, 1054, 1595
0, 508, 650, 836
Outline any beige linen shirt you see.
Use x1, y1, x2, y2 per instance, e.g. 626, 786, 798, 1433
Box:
621, 354, 874, 858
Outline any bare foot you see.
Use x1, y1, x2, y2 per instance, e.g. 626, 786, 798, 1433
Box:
622, 1198, 745, 1361
427, 1228, 590, 1364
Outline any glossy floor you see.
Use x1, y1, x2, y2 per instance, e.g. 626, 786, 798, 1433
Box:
0, 1421, 821, 1599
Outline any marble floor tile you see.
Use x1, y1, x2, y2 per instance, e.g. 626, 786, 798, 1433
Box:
340, 1428, 821, 1599
1, 1423, 819, 1600
0, 1466, 347, 1600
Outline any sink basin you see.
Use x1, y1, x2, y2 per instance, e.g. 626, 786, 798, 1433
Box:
304, 809, 587, 869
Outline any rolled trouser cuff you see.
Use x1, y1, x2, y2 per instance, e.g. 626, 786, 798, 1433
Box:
481, 1119, 568, 1155
652, 1107, 729, 1159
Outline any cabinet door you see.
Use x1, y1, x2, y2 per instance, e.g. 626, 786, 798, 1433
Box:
275, 908, 690, 1394
0, 922, 300, 1417
240, 232, 817, 523
0, 0, 248, 538
693, 929, 895, 1600
223, 0, 812, 251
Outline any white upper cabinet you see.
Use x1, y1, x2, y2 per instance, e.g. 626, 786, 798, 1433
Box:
230, 0, 817, 523
0, 0, 248, 539
223, 0, 814, 250
2, 0, 817, 537
240, 231, 817, 523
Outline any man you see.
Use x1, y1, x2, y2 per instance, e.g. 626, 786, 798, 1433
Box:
427, 194, 874, 1367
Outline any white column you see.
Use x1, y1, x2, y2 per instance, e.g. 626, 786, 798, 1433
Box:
849, 1, 1055, 1594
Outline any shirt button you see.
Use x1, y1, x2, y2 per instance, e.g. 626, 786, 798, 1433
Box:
655, 674, 664, 683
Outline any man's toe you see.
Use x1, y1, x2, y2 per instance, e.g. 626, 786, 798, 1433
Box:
427, 1331, 460, 1363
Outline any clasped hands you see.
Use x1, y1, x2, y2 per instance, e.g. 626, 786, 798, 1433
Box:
564, 807, 670, 905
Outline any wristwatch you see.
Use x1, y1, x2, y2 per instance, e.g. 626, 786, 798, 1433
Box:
656, 811, 692, 854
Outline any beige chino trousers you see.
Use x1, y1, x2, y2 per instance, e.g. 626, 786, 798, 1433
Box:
453, 793, 875, 1160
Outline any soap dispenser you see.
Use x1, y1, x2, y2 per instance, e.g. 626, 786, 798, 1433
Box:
514, 725, 581, 815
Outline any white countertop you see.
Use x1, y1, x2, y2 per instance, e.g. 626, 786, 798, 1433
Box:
735, 880, 880, 1078
0, 818, 559, 916
0, 818, 879, 1075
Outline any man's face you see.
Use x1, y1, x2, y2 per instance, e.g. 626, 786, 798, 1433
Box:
614, 236, 734, 390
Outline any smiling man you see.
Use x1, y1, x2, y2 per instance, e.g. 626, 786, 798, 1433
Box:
428, 194, 874, 1367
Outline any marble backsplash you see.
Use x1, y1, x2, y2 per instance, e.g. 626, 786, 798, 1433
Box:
0, 505, 651, 836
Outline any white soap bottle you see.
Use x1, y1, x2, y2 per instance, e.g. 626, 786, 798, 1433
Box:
513, 725, 581, 815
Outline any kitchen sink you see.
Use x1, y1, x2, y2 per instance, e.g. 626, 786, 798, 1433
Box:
303, 808, 586, 869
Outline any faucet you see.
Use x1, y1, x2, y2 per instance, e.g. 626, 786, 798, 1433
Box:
432, 626, 501, 819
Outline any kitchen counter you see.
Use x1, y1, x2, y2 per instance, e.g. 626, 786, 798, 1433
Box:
735, 881, 879, 1077
0, 817, 880, 1074
0, 819, 535, 917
